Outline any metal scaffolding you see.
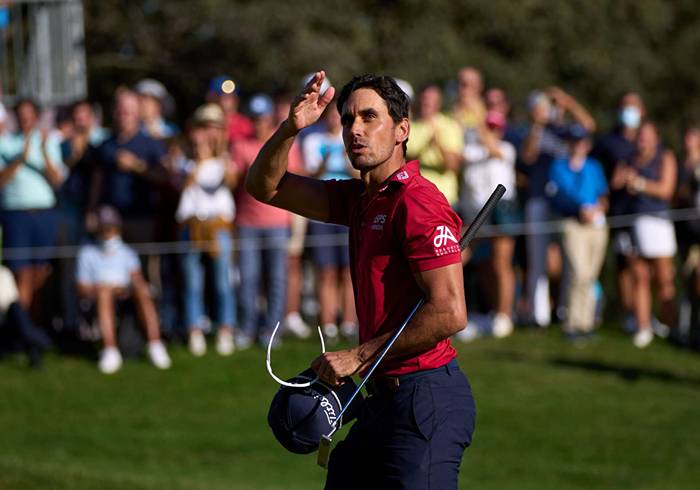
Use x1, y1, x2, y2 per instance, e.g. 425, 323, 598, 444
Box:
0, 0, 86, 107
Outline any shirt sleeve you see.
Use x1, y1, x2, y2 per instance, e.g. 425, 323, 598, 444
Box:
125, 247, 141, 275
395, 184, 463, 273
324, 178, 363, 226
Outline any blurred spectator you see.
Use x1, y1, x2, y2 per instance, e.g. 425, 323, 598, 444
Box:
76, 206, 171, 373
591, 92, 646, 329
57, 100, 110, 330
231, 94, 303, 348
61, 100, 110, 242
90, 89, 167, 243
406, 84, 463, 206
611, 121, 677, 348
548, 125, 608, 340
206, 75, 254, 144
175, 104, 237, 357
520, 88, 595, 327
485, 88, 526, 149
0, 99, 66, 313
302, 101, 358, 342
461, 110, 518, 337
453, 67, 486, 132
0, 265, 51, 367
134, 78, 178, 140
0, 102, 8, 136
676, 125, 700, 346
274, 91, 312, 340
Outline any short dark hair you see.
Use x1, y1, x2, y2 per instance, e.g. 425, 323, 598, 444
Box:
14, 97, 41, 115
336, 74, 410, 154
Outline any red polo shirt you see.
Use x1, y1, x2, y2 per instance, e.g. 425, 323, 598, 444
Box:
325, 160, 463, 376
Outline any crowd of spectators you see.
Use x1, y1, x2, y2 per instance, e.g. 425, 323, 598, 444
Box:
1, 67, 699, 372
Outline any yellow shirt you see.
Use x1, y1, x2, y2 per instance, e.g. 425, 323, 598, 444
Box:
407, 113, 464, 205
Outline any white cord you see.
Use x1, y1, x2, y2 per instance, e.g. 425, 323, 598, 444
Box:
266, 321, 326, 388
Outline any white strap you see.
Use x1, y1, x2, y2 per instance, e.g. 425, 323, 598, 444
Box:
266, 321, 326, 388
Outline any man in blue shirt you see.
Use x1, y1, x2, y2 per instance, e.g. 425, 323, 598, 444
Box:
548, 125, 608, 339
89, 89, 166, 244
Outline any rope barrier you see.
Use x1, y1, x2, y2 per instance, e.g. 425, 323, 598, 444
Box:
1, 207, 698, 260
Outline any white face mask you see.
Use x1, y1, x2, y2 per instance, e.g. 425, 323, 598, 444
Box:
101, 235, 122, 253
619, 106, 641, 129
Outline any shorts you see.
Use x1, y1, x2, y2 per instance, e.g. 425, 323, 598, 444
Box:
462, 199, 521, 232
1, 208, 58, 272
307, 221, 349, 268
632, 215, 677, 258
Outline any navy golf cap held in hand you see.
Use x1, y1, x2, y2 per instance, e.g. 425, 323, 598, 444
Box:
268, 369, 364, 454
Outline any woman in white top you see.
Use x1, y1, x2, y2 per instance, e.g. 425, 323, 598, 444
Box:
175, 104, 238, 357
460, 110, 519, 339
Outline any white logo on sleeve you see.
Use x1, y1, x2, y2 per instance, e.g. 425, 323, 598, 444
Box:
433, 225, 458, 247
432, 225, 460, 256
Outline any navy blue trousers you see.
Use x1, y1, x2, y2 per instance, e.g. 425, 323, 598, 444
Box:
325, 359, 476, 490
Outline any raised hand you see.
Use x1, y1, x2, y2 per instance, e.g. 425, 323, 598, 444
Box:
288, 70, 335, 132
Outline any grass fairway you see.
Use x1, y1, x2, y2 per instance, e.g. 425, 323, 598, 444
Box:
1, 327, 699, 489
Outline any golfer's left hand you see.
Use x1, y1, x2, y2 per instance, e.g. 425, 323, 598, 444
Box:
311, 349, 362, 386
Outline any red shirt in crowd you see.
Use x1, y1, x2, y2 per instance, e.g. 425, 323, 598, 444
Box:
226, 112, 255, 143
232, 137, 304, 228
325, 160, 463, 376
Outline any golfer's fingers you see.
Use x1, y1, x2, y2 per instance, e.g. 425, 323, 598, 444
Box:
319, 85, 335, 109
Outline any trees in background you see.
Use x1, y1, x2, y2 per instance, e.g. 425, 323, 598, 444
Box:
84, 0, 700, 145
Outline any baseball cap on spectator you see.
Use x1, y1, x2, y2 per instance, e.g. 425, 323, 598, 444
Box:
249, 94, 274, 118
394, 78, 414, 101
563, 123, 590, 142
193, 103, 225, 128
208, 75, 238, 96
485, 110, 507, 130
135, 78, 175, 116
97, 205, 122, 229
527, 90, 550, 112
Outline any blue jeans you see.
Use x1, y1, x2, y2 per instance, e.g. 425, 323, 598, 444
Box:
181, 228, 236, 330
237, 226, 289, 340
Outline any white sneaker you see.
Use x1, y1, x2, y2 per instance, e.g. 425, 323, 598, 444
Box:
651, 318, 670, 339
492, 313, 514, 339
284, 312, 312, 339
633, 328, 654, 349
322, 323, 339, 344
147, 340, 172, 369
98, 347, 123, 374
216, 329, 235, 356
340, 321, 358, 342
188, 329, 207, 357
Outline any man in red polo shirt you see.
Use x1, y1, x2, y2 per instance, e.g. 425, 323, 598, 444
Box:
247, 72, 476, 489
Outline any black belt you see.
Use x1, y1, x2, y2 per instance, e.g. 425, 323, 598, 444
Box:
364, 360, 457, 396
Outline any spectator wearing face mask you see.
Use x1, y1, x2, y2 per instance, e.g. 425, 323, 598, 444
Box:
519, 87, 596, 327
591, 93, 646, 332
76, 206, 171, 373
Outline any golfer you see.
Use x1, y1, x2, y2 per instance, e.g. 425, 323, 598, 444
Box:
247, 71, 476, 489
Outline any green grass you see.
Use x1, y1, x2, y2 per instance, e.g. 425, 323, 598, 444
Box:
1, 327, 700, 489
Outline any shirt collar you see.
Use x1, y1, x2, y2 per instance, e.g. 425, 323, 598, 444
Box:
378, 160, 420, 193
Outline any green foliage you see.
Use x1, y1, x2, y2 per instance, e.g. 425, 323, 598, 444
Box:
84, 0, 700, 146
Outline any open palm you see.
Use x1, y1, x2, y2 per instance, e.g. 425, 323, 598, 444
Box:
289, 70, 336, 131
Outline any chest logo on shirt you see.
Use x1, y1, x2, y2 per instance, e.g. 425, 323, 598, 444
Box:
433, 225, 458, 249
371, 214, 387, 230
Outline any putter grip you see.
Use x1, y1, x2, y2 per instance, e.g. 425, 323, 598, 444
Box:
459, 184, 506, 251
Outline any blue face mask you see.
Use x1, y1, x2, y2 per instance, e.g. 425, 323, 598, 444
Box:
619, 106, 641, 129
